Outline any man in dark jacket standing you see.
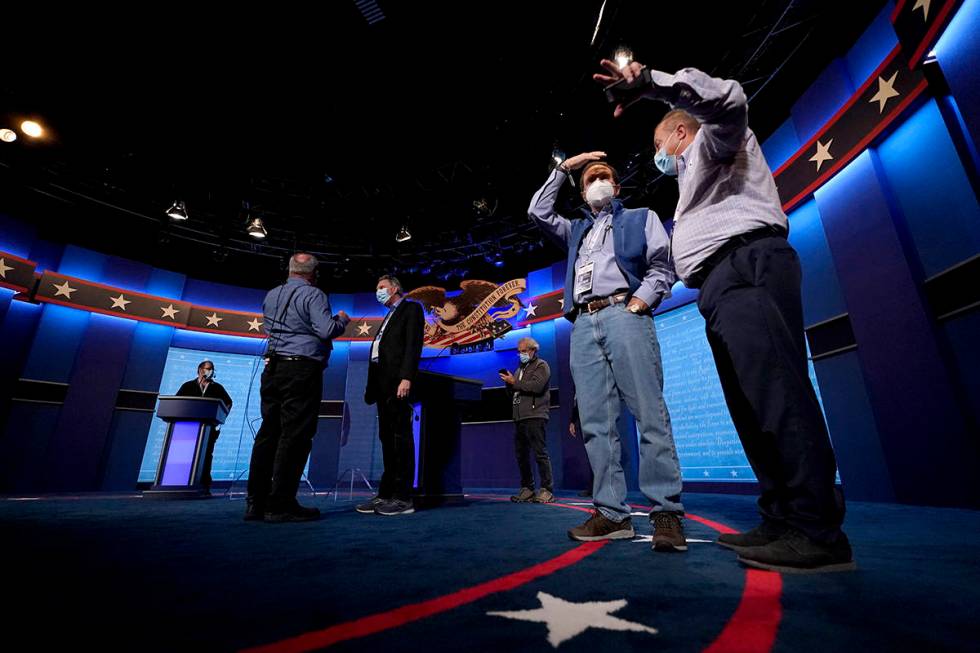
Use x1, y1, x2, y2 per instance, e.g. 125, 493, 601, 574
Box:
176, 359, 233, 493
359, 274, 425, 516
500, 337, 554, 504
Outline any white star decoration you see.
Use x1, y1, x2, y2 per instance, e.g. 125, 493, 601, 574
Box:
809, 138, 834, 172
110, 294, 131, 311
246, 317, 263, 332
356, 322, 372, 336
205, 313, 223, 327
53, 280, 77, 299
0, 258, 13, 279
703, 470, 710, 477
524, 302, 538, 318
160, 304, 179, 320
913, 0, 931, 22
869, 71, 900, 114
488, 592, 658, 647
730, 470, 739, 477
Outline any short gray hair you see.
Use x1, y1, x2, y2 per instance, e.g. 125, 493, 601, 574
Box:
518, 337, 539, 352
377, 274, 403, 294
289, 253, 319, 275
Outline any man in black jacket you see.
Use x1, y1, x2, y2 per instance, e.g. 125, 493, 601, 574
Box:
500, 337, 554, 504
359, 274, 425, 516
176, 360, 233, 493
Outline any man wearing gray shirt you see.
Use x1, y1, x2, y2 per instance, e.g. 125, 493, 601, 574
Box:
246, 253, 350, 523
597, 60, 851, 573
528, 153, 686, 552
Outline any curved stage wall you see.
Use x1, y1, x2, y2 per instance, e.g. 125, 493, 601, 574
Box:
1, 1, 978, 506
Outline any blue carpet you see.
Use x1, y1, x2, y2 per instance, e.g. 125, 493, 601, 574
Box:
2, 491, 978, 652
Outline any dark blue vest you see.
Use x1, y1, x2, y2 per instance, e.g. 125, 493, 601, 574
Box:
563, 199, 649, 322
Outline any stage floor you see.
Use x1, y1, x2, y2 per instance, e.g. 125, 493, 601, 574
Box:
2, 491, 978, 652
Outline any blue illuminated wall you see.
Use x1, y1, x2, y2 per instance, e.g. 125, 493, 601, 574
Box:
0, 1, 978, 505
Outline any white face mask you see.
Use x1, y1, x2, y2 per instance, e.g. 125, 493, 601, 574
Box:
585, 179, 616, 210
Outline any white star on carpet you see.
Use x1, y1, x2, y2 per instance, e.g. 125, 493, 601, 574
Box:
246, 317, 263, 332
731, 470, 739, 477
809, 138, 834, 172
0, 258, 13, 279
110, 294, 131, 310
869, 71, 900, 114
356, 322, 372, 336
524, 302, 538, 318
913, 0, 931, 21
703, 470, 710, 477
53, 280, 77, 299
205, 313, 223, 327
488, 592, 658, 647
160, 304, 179, 320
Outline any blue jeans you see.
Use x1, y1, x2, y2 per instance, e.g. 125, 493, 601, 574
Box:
570, 303, 683, 521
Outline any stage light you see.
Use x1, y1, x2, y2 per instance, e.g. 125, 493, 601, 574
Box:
614, 46, 633, 70
493, 258, 505, 268
20, 120, 43, 138
552, 147, 565, 166
395, 225, 412, 242
166, 200, 188, 221
0, 129, 16, 143
246, 216, 267, 239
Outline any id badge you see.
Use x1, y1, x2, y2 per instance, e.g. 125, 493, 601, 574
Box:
574, 261, 595, 297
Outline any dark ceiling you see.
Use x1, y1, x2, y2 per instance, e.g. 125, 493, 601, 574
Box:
0, 0, 887, 292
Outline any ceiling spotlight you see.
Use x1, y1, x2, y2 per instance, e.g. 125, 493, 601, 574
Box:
246, 216, 267, 239
552, 147, 566, 166
614, 46, 633, 70
166, 200, 188, 221
0, 129, 16, 143
20, 120, 43, 138
395, 225, 412, 242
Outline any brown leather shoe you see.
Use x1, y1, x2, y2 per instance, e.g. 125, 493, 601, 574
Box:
533, 489, 555, 503
651, 512, 687, 552
511, 487, 534, 503
567, 511, 635, 541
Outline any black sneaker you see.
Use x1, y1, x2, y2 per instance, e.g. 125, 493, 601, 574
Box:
567, 511, 635, 541
737, 529, 857, 574
356, 496, 385, 514
265, 502, 321, 523
651, 512, 687, 552
243, 497, 265, 522
717, 520, 788, 550
511, 487, 534, 503
375, 499, 415, 516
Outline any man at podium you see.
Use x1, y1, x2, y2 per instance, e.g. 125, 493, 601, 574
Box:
175, 360, 233, 493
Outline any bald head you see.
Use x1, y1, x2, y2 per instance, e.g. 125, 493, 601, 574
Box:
289, 252, 319, 281
654, 109, 701, 157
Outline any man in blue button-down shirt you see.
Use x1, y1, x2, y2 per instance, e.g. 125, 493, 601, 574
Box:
528, 153, 686, 552
245, 253, 350, 523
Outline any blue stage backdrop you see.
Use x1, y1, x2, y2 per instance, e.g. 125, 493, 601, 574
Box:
654, 302, 827, 483
139, 347, 264, 483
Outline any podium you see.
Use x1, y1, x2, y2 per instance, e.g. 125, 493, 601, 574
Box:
144, 396, 229, 499
409, 370, 482, 508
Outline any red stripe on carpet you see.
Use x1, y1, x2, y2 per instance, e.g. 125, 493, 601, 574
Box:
703, 570, 783, 653
239, 539, 607, 653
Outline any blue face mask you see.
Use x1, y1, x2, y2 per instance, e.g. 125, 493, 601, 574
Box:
519, 352, 531, 364
654, 129, 681, 176
376, 288, 390, 304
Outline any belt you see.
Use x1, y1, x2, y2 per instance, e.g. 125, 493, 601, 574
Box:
686, 226, 787, 289
577, 292, 629, 315
266, 354, 317, 362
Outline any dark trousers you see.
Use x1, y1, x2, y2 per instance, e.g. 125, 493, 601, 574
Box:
377, 395, 415, 501
514, 418, 553, 491
247, 358, 322, 509
697, 236, 845, 543
201, 429, 219, 489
